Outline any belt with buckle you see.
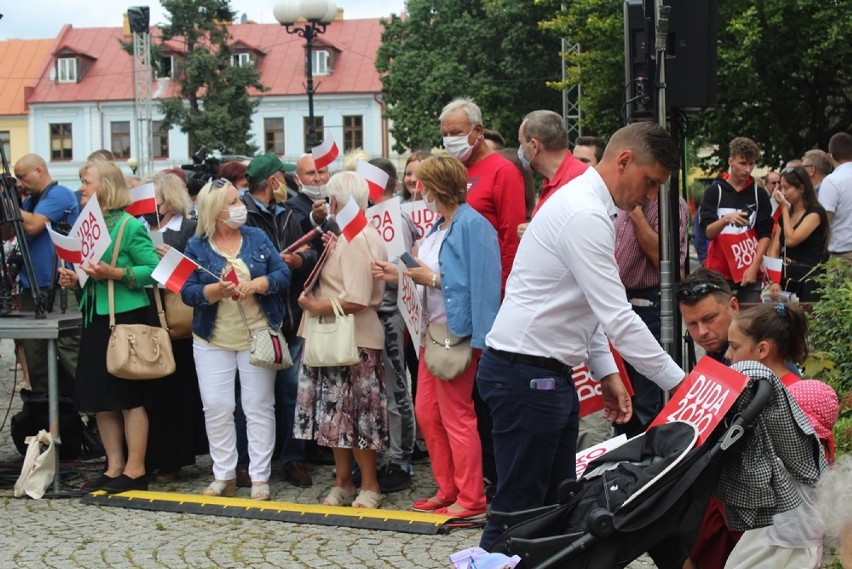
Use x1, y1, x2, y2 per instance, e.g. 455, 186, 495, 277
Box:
487, 348, 570, 375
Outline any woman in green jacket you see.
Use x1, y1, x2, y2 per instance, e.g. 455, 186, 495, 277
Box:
58, 159, 160, 493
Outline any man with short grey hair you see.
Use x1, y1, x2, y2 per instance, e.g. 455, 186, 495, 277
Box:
801, 149, 833, 195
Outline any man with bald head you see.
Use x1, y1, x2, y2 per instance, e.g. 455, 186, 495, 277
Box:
11, 153, 80, 394
285, 153, 331, 234
477, 122, 686, 550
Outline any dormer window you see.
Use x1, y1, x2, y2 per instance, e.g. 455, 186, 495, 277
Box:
312, 50, 330, 75
157, 55, 174, 79
231, 52, 251, 67
57, 57, 78, 83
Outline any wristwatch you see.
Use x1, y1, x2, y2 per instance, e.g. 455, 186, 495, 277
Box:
430, 273, 437, 288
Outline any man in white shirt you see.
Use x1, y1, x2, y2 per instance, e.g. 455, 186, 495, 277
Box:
820, 131, 852, 266
478, 121, 686, 550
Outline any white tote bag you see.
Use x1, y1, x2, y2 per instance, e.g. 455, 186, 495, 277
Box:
302, 297, 360, 367
14, 429, 56, 499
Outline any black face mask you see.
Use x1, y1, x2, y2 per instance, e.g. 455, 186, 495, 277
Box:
142, 212, 161, 227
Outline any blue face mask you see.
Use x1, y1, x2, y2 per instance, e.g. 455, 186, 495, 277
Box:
517, 144, 533, 172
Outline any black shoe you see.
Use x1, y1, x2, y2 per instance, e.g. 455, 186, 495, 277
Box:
411, 439, 429, 463
378, 463, 412, 494
284, 461, 313, 487
103, 474, 148, 494
306, 446, 335, 465
80, 473, 115, 491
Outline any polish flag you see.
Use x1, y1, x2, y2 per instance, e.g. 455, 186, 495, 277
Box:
126, 182, 158, 216
762, 256, 783, 284
356, 160, 389, 202
152, 247, 198, 293
47, 226, 83, 264
336, 195, 368, 242
311, 136, 339, 169
223, 266, 241, 300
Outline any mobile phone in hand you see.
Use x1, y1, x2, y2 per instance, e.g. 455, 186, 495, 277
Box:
400, 252, 419, 269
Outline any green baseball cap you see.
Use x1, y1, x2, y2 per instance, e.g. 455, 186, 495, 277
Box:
246, 152, 292, 185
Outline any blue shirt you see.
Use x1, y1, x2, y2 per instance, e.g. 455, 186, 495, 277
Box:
428, 203, 501, 350
21, 183, 80, 289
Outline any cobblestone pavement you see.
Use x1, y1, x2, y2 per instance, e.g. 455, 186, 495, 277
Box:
0, 340, 653, 568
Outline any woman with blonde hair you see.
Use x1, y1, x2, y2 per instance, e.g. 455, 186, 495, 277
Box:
373, 155, 501, 519
141, 171, 206, 482
295, 171, 389, 509
181, 178, 290, 500
58, 159, 160, 493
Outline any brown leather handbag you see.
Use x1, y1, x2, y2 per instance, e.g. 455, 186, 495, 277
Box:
105, 216, 176, 380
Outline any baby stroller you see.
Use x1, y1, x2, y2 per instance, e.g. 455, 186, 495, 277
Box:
489, 377, 773, 569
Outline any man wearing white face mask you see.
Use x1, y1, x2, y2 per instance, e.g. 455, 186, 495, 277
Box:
242, 152, 320, 488
515, 110, 588, 238
285, 153, 332, 235
439, 98, 525, 291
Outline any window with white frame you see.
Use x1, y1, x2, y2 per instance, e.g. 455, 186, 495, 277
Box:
49, 123, 73, 160
157, 55, 174, 78
231, 52, 251, 67
312, 50, 330, 75
57, 57, 78, 83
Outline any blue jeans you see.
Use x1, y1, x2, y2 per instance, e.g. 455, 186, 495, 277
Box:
476, 349, 578, 550
276, 336, 306, 466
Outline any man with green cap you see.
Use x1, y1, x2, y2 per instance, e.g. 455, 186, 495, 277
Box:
239, 151, 318, 489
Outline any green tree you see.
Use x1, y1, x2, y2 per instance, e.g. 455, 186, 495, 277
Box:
539, 0, 625, 139
695, 0, 852, 168
541, 0, 852, 167
157, 0, 265, 155
376, 0, 563, 153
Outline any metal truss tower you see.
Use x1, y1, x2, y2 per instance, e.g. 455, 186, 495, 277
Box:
129, 7, 153, 176
561, 37, 582, 143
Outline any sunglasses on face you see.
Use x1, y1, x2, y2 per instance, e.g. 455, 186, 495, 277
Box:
676, 282, 725, 302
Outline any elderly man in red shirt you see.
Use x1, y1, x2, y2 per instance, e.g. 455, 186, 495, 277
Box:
439, 98, 526, 290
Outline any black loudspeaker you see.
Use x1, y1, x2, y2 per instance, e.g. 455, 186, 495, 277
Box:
624, 0, 718, 119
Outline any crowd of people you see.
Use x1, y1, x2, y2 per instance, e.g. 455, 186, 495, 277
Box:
6, 99, 851, 567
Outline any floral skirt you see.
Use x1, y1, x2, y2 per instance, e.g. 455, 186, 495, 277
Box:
294, 347, 388, 450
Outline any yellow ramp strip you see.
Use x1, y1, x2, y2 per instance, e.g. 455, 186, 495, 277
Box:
81, 490, 453, 535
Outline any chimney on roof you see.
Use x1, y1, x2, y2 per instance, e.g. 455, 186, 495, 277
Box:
123, 13, 131, 36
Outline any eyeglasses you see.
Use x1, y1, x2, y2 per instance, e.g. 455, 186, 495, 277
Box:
781, 167, 807, 186
676, 282, 726, 302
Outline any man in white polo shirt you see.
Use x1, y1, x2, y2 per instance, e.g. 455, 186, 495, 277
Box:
821, 131, 852, 266
477, 121, 686, 550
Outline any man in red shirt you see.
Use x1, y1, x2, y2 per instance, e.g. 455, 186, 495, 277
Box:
516, 110, 588, 238
439, 98, 526, 289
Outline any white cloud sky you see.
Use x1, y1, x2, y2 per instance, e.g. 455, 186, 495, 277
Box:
0, 0, 406, 40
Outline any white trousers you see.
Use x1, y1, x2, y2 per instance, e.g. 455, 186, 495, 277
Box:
193, 342, 276, 482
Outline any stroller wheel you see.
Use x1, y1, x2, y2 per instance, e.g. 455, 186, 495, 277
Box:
586, 508, 614, 537
557, 480, 581, 503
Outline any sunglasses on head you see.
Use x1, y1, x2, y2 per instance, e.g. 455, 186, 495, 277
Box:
781, 167, 807, 187
676, 282, 725, 302
211, 178, 230, 189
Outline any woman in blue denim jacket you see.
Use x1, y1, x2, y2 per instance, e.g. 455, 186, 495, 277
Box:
373, 156, 501, 520
182, 179, 290, 500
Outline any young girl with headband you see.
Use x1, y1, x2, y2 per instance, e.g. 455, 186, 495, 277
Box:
725, 302, 809, 388
724, 303, 839, 569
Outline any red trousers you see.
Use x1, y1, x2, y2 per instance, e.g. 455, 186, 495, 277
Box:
415, 348, 486, 510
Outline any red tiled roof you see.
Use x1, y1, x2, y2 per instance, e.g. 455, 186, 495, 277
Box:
26, 18, 383, 105
0, 38, 55, 115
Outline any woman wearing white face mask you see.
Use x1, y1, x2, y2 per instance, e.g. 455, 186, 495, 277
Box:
182, 179, 291, 500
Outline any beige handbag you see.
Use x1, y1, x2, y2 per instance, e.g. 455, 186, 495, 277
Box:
424, 322, 472, 381
163, 289, 193, 340
13, 429, 56, 499
302, 297, 360, 367
105, 216, 176, 380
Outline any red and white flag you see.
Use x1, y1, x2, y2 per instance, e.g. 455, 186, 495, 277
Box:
356, 160, 389, 202
152, 247, 198, 293
126, 182, 158, 216
311, 136, 339, 169
762, 255, 783, 284
336, 195, 368, 242
223, 266, 241, 300
46, 226, 83, 264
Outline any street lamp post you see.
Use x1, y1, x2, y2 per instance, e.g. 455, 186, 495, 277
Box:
274, 0, 338, 152
127, 157, 139, 175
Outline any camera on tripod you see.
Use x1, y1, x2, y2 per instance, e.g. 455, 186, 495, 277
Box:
181, 146, 221, 198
